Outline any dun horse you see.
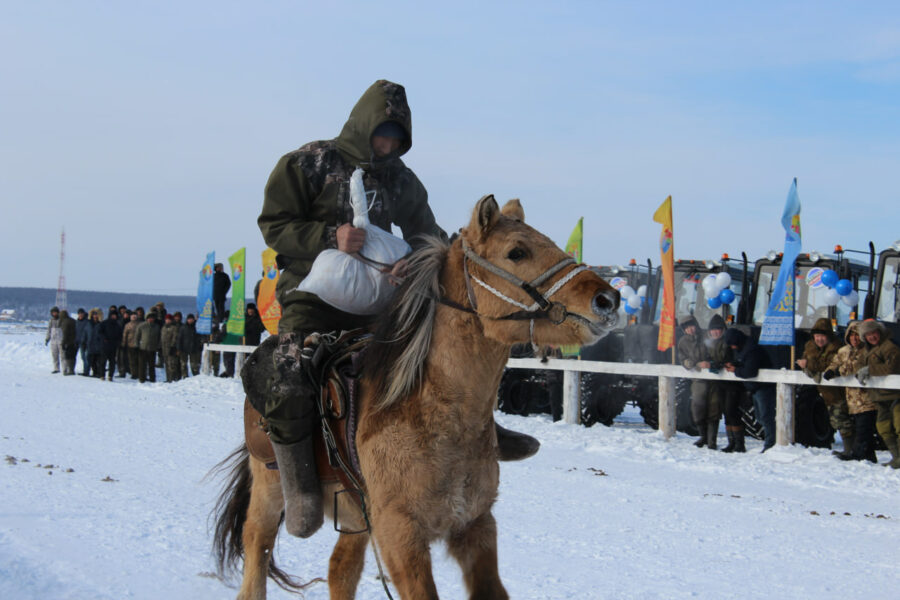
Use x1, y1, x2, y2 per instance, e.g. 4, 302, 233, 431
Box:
212, 195, 619, 599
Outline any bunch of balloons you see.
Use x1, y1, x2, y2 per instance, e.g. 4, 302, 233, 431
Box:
620, 284, 648, 315
820, 269, 858, 307
703, 272, 735, 309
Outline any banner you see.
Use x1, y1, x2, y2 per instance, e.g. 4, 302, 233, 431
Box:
226, 247, 246, 338
196, 252, 215, 335
258, 248, 282, 335
653, 196, 675, 352
560, 217, 584, 357
759, 179, 801, 345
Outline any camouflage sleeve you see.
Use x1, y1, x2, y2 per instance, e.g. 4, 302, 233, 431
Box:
393, 170, 447, 247
868, 343, 900, 376
257, 153, 332, 261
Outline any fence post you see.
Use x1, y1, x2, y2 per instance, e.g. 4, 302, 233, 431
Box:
562, 370, 581, 425
236, 352, 245, 377
776, 382, 795, 446
658, 376, 676, 439
202, 344, 211, 376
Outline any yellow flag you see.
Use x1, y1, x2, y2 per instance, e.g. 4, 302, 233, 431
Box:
258, 248, 282, 335
565, 217, 583, 263
653, 196, 675, 352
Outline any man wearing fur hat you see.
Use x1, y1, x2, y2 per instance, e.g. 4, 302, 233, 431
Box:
825, 322, 878, 462
677, 315, 717, 448
856, 320, 900, 468
795, 318, 850, 451
256, 80, 539, 539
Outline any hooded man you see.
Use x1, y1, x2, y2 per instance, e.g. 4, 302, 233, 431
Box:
725, 328, 776, 452
45, 306, 62, 373
256, 80, 539, 539
706, 314, 744, 452
676, 316, 715, 448
58, 309, 77, 375
856, 320, 900, 468
796, 318, 849, 450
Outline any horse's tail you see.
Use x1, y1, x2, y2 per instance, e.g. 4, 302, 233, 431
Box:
208, 443, 308, 593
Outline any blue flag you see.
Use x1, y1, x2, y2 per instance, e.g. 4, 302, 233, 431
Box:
759, 179, 801, 345
196, 251, 215, 335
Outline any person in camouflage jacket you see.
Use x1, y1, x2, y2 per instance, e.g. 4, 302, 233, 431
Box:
135, 313, 161, 383
677, 316, 716, 448
857, 320, 900, 468
796, 318, 850, 449
160, 314, 181, 382
825, 321, 878, 461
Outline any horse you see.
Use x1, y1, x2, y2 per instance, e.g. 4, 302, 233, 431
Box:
211, 195, 620, 599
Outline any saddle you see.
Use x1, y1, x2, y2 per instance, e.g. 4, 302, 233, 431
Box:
244, 330, 372, 502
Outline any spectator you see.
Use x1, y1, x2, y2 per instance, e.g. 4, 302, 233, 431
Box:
134, 306, 145, 321
725, 328, 776, 452
795, 318, 848, 451
45, 306, 62, 373
208, 321, 223, 376
176, 313, 203, 377
827, 322, 878, 462
59, 309, 77, 376
213, 263, 231, 324
74, 308, 90, 376
160, 313, 181, 382
244, 303, 265, 346
677, 316, 715, 448
219, 311, 238, 378
707, 315, 745, 453
857, 319, 900, 468
86, 308, 105, 378
117, 306, 130, 377
98, 309, 122, 381
122, 313, 141, 379
135, 312, 161, 383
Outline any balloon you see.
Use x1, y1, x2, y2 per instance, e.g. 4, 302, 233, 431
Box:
624, 303, 638, 315
702, 275, 718, 294
823, 288, 840, 306
707, 296, 722, 309
821, 269, 839, 288
620, 285, 635, 299
636, 285, 648, 297
718, 288, 736, 304
715, 272, 732, 291
627, 294, 642, 309
835, 279, 853, 296
841, 290, 859, 307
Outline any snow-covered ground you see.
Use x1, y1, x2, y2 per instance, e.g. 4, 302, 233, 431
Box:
1, 324, 897, 599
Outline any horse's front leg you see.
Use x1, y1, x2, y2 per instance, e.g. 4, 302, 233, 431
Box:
371, 510, 439, 599
238, 459, 284, 600
447, 511, 508, 600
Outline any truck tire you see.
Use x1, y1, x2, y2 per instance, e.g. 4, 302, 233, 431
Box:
581, 373, 627, 427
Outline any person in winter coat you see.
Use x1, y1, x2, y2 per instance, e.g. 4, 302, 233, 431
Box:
255, 80, 538, 540
45, 306, 62, 373
74, 308, 91, 375
58, 309, 77, 375
706, 315, 745, 453
117, 306, 131, 377
98, 309, 123, 381
122, 313, 141, 379
134, 312, 162, 383
244, 303, 265, 346
176, 313, 203, 377
795, 318, 849, 449
213, 264, 231, 324
824, 321, 878, 462
856, 319, 900, 468
725, 328, 776, 452
160, 313, 181, 382
677, 316, 716, 448
86, 308, 105, 378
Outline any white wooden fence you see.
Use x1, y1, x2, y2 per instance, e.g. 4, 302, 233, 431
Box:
206, 343, 900, 447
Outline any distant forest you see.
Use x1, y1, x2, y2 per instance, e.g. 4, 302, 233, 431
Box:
0, 287, 209, 321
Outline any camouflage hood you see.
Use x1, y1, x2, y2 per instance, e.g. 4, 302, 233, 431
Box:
844, 320, 861, 344
335, 79, 413, 167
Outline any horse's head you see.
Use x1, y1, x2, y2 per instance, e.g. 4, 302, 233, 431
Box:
455, 195, 619, 347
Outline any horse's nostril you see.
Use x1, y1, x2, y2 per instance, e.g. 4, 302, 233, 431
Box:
592, 290, 620, 315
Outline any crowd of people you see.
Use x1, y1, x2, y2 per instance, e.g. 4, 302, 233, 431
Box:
677, 315, 900, 468
43, 299, 266, 383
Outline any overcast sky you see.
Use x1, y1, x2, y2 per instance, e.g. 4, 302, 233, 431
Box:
3, 1, 899, 296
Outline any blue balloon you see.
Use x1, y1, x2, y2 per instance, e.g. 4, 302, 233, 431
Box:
835, 279, 853, 296
707, 296, 722, 309
718, 288, 736, 304
624, 303, 638, 315
821, 269, 839, 288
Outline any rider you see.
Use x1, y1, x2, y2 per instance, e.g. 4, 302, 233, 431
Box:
258, 80, 540, 538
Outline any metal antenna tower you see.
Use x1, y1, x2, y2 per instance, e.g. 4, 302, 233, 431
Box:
55, 228, 67, 310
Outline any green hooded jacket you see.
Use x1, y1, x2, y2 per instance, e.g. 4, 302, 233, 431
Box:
258, 80, 446, 333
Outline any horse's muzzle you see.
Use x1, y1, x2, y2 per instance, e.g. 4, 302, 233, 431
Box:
591, 289, 620, 316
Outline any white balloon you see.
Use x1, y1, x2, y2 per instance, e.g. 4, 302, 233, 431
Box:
841, 290, 860, 307
620, 285, 635, 299
823, 288, 841, 306
715, 272, 732, 291
627, 294, 643, 309
636, 285, 648, 297
702, 275, 718, 293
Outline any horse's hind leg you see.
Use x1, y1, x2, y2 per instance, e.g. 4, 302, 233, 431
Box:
238, 460, 284, 600
328, 531, 369, 599
447, 512, 509, 600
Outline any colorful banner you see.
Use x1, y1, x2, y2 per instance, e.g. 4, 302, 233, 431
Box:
759, 179, 802, 346
565, 217, 583, 263
196, 251, 215, 335
653, 196, 675, 352
227, 247, 246, 338
258, 248, 282, 335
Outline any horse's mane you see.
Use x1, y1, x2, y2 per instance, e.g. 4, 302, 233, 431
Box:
364, 235, 449, 411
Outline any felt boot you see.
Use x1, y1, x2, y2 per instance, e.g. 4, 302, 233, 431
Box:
693, 420, 707, 448
720, 427, 736, 453
733, 427, 746, 453
882, 437, 900, 467
271, 438, 323, 538
706, 421, 719, 450
832, 433, 855, 459
496, 423, 540, 461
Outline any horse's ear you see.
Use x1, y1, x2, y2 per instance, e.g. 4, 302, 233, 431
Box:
469, 194, 500, 239
501, 198, 524, 222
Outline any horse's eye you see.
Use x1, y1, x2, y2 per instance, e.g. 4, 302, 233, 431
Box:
507, 247, 526, 262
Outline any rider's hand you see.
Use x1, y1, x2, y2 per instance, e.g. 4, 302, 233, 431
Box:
336, 223, 366, 253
